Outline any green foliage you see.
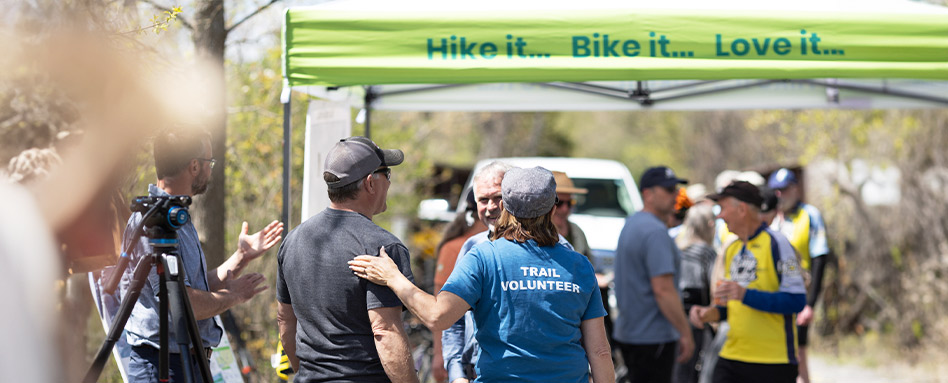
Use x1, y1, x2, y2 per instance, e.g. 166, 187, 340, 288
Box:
223, 41, 305, 382
143, 6, 183, 35
912, 320, 924, 340
890, 246, 903, 270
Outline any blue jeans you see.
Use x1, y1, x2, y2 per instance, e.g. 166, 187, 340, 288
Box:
128, 345, 204, 383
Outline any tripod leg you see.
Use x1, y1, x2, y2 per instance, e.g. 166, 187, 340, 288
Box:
163, 254, 214, 383
158, 259, 169, 382
83, 256, 154, 383
177, 346, 196, 383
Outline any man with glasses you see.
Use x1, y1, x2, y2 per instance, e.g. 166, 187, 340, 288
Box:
277, 136, 418, 383
123, 128, 284, 382
614, 166, 695, 383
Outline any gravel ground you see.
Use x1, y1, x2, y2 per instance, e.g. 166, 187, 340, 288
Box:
810, 353, 948, 383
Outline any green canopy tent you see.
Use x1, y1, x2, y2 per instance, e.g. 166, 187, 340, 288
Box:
279, 0, 948, 226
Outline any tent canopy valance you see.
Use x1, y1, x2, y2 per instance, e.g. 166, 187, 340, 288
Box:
283, 0, 948, 87
277, 0, 948, 229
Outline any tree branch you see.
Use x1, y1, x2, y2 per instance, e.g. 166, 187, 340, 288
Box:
140, 0, 194, 30
110, 32, 177, 67
226, 0, 279, 34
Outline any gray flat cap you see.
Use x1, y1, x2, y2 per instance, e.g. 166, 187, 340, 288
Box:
502, 166, 557, 219
324, 136, 404, 189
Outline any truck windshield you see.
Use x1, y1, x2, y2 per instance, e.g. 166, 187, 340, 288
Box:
571, 178, 635, 217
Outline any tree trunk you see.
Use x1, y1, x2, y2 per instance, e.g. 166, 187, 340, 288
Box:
191, 0, 227, 267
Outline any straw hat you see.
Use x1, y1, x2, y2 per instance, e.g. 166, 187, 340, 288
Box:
551, 171, 588, 195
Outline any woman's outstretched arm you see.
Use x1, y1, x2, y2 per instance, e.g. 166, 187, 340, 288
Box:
350, 246, 470, 331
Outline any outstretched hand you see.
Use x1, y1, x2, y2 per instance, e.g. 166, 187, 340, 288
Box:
238, 220, 284, 261
226, 270, 268, 303
348, 246, 400, 286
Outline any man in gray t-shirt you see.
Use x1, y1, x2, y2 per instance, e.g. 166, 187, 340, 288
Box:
614, 166, 694, 383
276, 137, 418, 383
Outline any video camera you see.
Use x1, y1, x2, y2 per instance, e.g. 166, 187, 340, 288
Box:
101, 195, 192, 295
130, 195, 192, 233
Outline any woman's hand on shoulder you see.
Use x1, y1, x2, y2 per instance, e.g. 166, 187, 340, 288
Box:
349, 246, 400, 286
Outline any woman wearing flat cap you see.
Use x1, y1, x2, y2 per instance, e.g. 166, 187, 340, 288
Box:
349, 167, 614, 383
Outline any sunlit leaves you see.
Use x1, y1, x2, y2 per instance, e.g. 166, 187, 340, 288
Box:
124, 5, 182, 36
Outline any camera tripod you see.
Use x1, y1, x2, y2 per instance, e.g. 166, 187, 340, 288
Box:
84, 197, 213, 383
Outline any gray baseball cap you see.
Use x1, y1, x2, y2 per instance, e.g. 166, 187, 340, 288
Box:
502, 166, 557, 219
324, 136, 404, 189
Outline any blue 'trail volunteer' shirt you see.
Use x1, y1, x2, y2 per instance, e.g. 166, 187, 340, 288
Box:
441, 238, 606, 383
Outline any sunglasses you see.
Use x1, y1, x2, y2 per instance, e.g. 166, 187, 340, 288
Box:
194, 158, 216, 169
373, 167, 391, 180
555, 198, 576, 208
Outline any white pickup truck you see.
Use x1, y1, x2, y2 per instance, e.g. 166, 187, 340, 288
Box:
457, 157, 643, 273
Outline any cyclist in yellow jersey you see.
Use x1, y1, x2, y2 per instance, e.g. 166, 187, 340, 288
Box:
689, 181, 806, 383
767, 168, 829, 383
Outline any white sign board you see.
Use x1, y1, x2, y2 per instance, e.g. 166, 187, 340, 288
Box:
301, 100, 352, 220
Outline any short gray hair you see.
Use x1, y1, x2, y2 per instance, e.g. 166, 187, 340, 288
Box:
472, 161, 513, 195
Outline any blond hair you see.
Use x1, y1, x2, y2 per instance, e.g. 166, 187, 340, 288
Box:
675, 203, 716, 250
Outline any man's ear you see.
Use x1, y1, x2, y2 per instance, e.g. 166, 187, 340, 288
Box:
640, 188, 652, 202
189, 159, 201, 176
363, 173, 376, 194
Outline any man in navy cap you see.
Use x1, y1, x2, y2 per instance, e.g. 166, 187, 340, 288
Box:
276, 136, 418, 383
767, 168, 829, 383
614, 166, 695, 383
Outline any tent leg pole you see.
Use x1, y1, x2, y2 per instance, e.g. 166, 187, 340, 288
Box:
282, 92, 292, 230
364, 85, 374, 138
364, 107, 371, 138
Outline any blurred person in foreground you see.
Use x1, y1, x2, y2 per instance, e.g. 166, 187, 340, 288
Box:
276, 136, 418, 383
614, 166, 694, 383
432, 190, 486, 383
350, 167, 614, 383
122, 129, 284, 383
672, 203, 717, 383
6, 146, 131, 378
0, 18, 233, 382
767, 168, 829, 383
689, 181, 806, 383
1, 147, 68, 382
